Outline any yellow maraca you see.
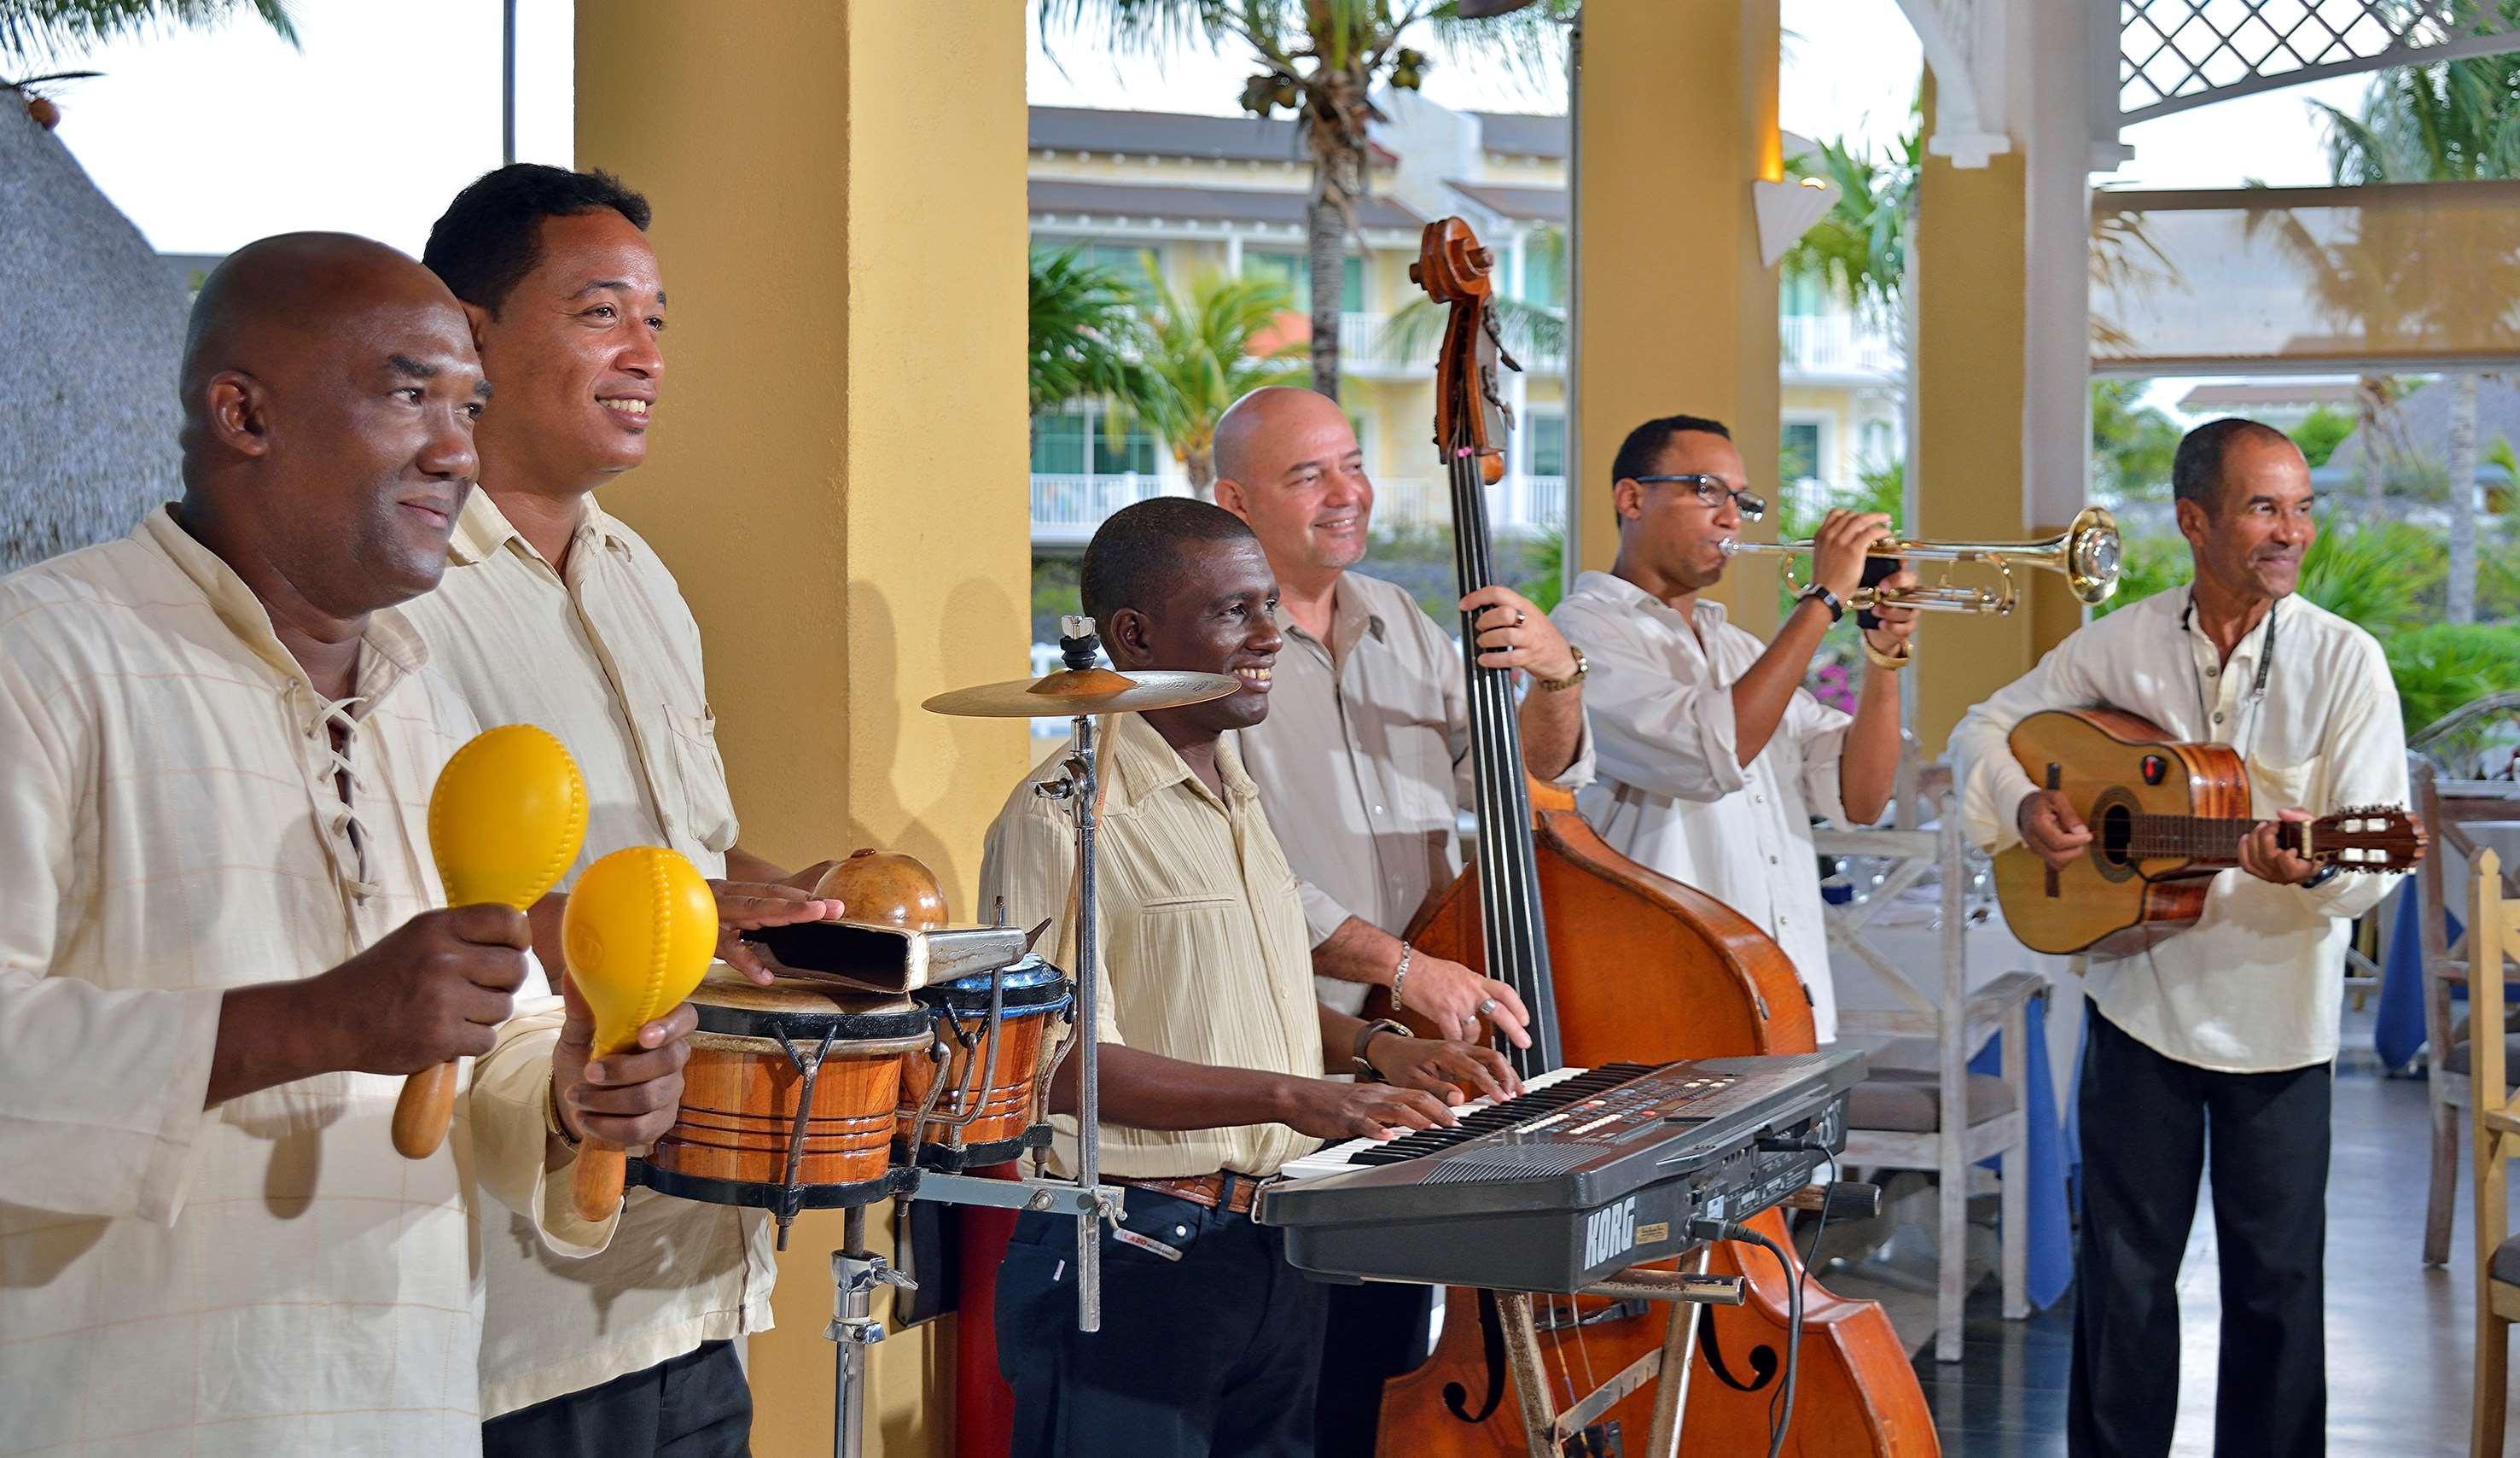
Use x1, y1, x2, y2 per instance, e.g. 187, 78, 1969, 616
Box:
393, 724, 587, 1159
562, 845, 718, 1221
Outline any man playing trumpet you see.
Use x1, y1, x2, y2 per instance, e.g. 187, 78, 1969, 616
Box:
1548, 413, 1918, 1040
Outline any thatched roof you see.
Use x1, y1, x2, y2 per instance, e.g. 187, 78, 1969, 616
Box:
0, 94, 187, 573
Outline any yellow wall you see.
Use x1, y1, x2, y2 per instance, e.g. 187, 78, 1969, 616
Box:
579, 4, 1033, 1454
1574, 0, 1784, 633
1909, 81, 2031, 755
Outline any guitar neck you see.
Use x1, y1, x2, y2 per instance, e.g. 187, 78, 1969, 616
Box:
2127, 814, 2304, 866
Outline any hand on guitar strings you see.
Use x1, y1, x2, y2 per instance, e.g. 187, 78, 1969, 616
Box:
2238, 808, 2319, 886
710, 859, 847, 983
2016, 788, 2093, 872
1461, 583, 1579, 683
1400, 951, 1534, 1050
1365, 1034, 1524, 1106
550, 970, 699, 1149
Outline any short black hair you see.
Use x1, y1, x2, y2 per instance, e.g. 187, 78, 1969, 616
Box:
1611, 414, 1733, 488
422, 164, 652, 316
1080, 497, 1260, 623
2172, 417, 2296, 513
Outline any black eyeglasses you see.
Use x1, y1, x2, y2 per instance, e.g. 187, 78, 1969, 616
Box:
1632, 474, 1767, 521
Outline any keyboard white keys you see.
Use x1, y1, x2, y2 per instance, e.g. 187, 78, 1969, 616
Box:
1277, 1064, 1591, 1182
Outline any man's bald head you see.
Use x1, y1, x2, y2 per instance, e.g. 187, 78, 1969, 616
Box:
1211, 386, 1374, 582
177, 231, 487, 621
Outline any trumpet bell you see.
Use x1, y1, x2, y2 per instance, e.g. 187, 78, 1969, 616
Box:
2062, 506, 2121, 607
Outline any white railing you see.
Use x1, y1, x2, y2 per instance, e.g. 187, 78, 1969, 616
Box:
1338, 312, 1408, 371
1780, 314, 1905, 377
1371, 475, 1564, 536
1030, 473, 1180, 541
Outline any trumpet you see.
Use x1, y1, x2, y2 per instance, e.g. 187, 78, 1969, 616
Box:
1717, 506, 2121, 616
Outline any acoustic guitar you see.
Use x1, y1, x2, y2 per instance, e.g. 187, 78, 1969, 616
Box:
1993, 708, 2425, 955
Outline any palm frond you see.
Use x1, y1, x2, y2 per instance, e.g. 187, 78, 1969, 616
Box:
1028, 247, 1161, 419
2, 0, 294, 60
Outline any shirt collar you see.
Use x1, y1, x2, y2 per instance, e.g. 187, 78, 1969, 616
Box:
1272, 574, 1387, 659
1572, 569, 1727, 628
445, 485, 631, 570
1097, 710, 1257, 816
137, 504, 430, 703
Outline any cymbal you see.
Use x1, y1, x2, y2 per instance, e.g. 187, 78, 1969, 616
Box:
921, 665, 1240, 720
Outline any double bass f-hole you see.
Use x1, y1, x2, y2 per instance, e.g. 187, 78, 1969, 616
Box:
1696, 1305, 1782, 1393
1441, 1289, 1510, 1426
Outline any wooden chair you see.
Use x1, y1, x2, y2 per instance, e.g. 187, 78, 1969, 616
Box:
1821, 794, 2043, 1363
2423, 761, 2520, 1265
2469, 849, 2520, 1455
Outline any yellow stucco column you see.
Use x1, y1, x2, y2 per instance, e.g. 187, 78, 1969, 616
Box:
1910, 79, 2036, 756
1572, 0, 1782, 633
579, 5, 1032, 1455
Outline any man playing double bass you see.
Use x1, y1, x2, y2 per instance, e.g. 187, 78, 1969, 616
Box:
1210, 384, 1592, 1449
981, 497, 1519, 1458
1948, 419, 2407, 1457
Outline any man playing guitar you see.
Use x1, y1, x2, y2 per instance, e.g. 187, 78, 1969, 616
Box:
1948, 418, 2409, 1458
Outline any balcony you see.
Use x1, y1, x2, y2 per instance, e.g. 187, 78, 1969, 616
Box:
1335, 311, 1565, 376
1030, 473, 1180, 548
1780, 313, 1903, 380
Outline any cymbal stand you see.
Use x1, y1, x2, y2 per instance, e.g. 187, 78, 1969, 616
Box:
824, 624, 1126, 1458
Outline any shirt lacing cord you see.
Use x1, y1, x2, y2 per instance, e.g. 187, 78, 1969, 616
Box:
296, 685, 381, 902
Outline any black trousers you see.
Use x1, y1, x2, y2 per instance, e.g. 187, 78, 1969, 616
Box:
2069, 1011, 2331, 1458
481, 1339, 751, 1458
1312, 1280, 1433, 1457
997, 1192, 1328, 1458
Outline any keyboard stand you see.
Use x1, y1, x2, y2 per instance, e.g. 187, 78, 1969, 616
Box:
1494, 1251, 1744, 1458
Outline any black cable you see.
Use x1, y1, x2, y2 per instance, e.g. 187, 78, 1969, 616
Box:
1690, 1216, 1803, 1458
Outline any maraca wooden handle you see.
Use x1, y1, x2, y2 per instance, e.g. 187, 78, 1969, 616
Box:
392, 1061, 461, 1159
573, 1142, 626, 1222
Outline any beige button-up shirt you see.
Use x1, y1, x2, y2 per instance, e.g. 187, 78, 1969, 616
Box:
399, 487, 770, 1417
1551, 572, 1850, 1041
0, 509, 607, 1458
979, 713, 1325, 1180
1948, 588, 2407, 1072
1237, 568, 1594, 1016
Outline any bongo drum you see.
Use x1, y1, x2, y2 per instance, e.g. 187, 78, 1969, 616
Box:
632, 971, 932, 1241
896, 954, 1073, 1171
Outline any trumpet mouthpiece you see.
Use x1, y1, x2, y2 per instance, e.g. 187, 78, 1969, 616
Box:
1716, 539, 1743, 557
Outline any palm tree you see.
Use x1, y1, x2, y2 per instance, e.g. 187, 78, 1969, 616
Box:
1782, 126, 1916, 335
2310, 11, 2520, 622
1135, 267, 1307, 495
1037, 0, 1574, 400
3, 1, 294, 60
1028, 246, 1159, 417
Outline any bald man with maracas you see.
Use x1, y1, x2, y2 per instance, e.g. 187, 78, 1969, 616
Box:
0, 234, 694, 1458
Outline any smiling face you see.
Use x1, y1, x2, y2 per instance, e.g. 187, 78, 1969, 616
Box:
1108, 535, 1284, 737
2180, 433, 2314, 604
1614, 429, 1750, 594
468, 207, 663, 493
212, 291, 487, 619
1213, 388, 1375, 580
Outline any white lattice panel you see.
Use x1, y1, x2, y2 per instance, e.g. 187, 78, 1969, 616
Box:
2120, 0, 2520, 124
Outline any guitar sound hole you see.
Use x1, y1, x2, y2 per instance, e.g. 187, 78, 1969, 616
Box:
2098, 804, 2135, 866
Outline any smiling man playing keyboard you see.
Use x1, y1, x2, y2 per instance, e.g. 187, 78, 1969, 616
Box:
980, 498, 1518, 1458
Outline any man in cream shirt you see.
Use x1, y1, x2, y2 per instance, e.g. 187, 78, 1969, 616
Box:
1949, 419, 2407, 1457
0, 235, 694, 1456
406, 165, 842, 1454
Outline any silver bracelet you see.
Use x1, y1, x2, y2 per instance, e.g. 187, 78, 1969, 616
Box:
1391, 941, 1413, 1009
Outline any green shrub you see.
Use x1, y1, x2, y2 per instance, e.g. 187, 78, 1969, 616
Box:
2296, 520, 2441, 636
2383, 623, 2520, 737
2092, 534, 2190, 615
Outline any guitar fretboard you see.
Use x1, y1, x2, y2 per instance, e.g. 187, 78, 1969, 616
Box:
2123, 813, 2284, 864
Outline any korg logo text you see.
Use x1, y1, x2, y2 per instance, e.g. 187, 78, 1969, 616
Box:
1584, 1197, 1638, 1269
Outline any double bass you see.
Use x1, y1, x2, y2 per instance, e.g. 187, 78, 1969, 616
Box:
1359, 219, 1936, 1457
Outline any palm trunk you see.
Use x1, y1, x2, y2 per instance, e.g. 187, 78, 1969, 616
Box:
1185, 443, 1217, 501
1301, 69, 1372, 403
1306, 164, 1353, 400
2448, 369, 2479, 624
2359, 374, 2388, 522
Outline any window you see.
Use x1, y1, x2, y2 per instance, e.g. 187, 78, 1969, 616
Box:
1522, 230, 1567, 310
1032, 406, 1157, 477
1528, 411, 1568, 477
1780, 271, 1826, 318
1780, 419, 1824, 484
1032, 239, 1157, 297
1246, 249, 1365, 313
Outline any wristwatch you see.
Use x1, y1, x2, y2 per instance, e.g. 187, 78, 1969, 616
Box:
1535, 644, 1588, 692
2302, 863, 2341, 891
1351, 1018, 1412, 1080
1797, 584, 1845, 623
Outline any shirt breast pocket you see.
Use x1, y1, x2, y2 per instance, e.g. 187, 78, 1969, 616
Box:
2247, 749, 2325, 817
666, 705, 740, 854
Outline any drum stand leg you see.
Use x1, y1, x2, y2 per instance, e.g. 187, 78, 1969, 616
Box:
827, 1205, 913, 1458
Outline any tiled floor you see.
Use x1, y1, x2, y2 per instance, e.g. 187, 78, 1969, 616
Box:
1911, 1048, 2506, 1456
